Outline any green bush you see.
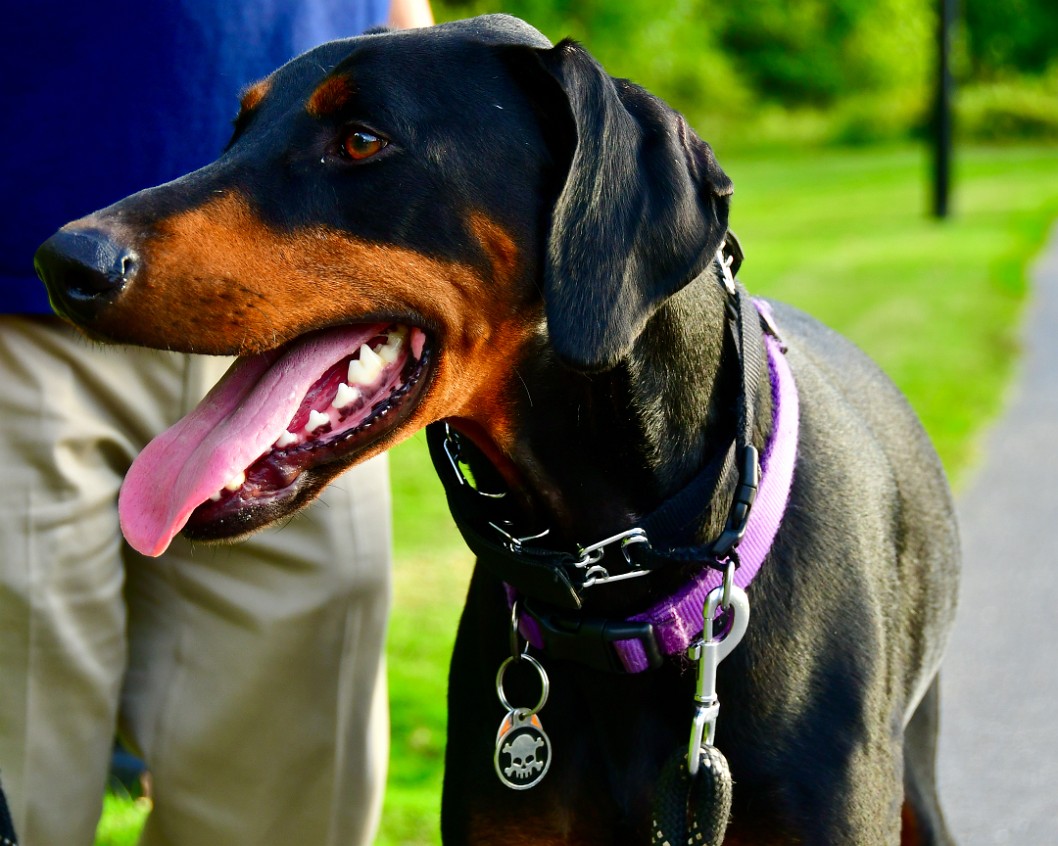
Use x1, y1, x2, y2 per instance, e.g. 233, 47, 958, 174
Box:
958, 75, 1058, 142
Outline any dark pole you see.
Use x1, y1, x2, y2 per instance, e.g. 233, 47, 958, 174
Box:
932, 0, 956, 218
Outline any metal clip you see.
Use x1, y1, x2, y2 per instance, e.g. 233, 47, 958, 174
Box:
488, 521, 550, 553
581, 566, 652, 589
716, 245, 737, 296
575, 528, 651, 588
686, 566, 750, 776
575, 528, 649, 568
442, 423, 506, 499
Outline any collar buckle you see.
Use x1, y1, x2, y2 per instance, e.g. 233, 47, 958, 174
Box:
710, 445, 760, 559
523, 601, 664, 674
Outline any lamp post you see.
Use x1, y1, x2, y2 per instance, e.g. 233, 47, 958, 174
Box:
932, 0, 956, 218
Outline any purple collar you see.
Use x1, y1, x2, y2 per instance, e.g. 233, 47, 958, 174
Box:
518, 305, 799, 672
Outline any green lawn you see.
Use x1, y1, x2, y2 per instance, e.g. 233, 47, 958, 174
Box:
95, 144, 1058, 846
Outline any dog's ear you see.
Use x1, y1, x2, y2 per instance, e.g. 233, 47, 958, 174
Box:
512, 39, 734, 372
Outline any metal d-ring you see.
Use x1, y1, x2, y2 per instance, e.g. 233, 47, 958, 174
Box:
495, 653, 550, 716
721, 557, 736, 610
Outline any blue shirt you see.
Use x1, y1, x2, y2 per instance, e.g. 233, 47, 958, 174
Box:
1, 0, 389, 313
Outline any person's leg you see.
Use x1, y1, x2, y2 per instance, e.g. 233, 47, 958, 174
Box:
121, 353, 392, 846
0, 315, 159, 845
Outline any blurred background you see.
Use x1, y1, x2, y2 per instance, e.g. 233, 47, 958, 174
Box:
96, 2, 1058, 844
448, 0, 1058, 150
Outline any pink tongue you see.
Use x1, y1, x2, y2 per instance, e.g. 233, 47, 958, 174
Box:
119, 324, 386, 557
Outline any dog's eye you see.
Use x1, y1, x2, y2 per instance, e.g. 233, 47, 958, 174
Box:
341, 129, 388, 161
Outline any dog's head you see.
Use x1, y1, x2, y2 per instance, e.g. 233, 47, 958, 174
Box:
34, 14, 733, 555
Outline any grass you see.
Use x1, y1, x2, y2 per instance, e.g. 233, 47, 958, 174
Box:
94, 791, 152, 846
376, 434, 471, 846
721, 144, 1058, 482
95, 144, 1058, 845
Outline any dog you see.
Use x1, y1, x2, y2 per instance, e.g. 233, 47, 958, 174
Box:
35, 14, 960, 844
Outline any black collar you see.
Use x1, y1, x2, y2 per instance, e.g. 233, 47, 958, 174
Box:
426, 251, 768, 616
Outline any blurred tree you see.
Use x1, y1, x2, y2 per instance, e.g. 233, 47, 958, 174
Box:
435, 0, 1057, 144
440, 0, 929, 109
712, 0, 930, 105
442, 0, 752, 124
963, 0, 1058, 77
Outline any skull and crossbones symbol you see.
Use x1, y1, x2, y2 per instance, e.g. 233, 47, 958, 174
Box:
502, 731, 546, 780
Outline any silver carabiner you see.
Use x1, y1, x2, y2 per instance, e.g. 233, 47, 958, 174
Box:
686, 569, 750, 776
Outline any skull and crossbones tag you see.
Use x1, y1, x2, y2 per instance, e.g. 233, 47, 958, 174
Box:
494, 709, 551, 790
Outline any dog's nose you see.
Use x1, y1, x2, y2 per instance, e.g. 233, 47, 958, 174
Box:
34, 229, 139, 322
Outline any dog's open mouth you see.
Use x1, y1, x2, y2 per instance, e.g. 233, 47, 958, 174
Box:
118, 322, 431, 556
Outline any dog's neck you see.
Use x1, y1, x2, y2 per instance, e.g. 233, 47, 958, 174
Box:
505, 266, 773, 554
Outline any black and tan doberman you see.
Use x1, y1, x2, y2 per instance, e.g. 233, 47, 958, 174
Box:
35, 15, 959, 845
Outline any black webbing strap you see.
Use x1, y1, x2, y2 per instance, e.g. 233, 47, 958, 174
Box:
425, 423, 585, 610
629, 277, 765, 567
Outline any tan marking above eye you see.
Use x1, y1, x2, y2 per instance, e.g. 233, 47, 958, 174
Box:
239, 78, 272, 113
307, 74, 355, 117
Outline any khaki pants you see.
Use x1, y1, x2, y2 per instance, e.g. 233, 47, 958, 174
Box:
0, 316, 391, 846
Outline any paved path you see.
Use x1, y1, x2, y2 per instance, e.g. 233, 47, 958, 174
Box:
938, 222, 1058, 844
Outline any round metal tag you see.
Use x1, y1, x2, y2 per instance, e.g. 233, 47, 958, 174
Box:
494, 710, 552, 790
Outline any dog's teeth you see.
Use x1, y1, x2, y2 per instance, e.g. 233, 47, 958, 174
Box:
346, 360, 368, 385
348, 344, 384, 385
378, 331, 405, 364
274, 430, 298, 448
209, 490, 223, 502
360, 343, 384, 369
332, 383, 361, 409
305, 409, 330, 433
224, 471, 246, 492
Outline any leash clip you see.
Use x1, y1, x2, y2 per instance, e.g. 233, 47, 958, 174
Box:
686, 564, 750, 776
